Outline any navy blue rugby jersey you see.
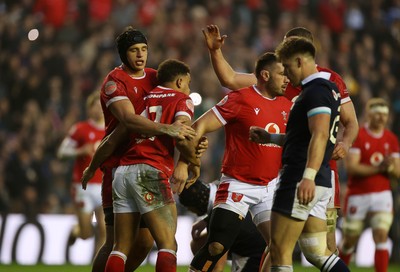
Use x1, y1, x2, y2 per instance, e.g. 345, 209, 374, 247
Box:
281, 72, 341, 187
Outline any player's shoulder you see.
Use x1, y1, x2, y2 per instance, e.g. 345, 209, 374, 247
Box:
317, 65, 344, 83
276, 95, 293, 106
105, 66, 126, 80
144, 67, 157, 75
384, 128, 399, 141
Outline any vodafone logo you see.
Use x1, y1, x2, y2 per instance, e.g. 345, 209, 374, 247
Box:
370, 152, 384, 166
144, 193, 154, 203
265, 123, 280, 134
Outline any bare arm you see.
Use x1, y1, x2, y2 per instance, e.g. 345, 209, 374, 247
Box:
109, 99, 196, 140
249, 126, 286, 146
298, 113, 331, 205
332, 101, 359, 160
178, 109, 224, 161
172, 109, 224, 193
81, 124, 128, 189
202, 24, 257, 90
346, 150, 400, 178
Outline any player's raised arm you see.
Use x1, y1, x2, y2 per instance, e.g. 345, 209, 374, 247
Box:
202, 24, 256, 90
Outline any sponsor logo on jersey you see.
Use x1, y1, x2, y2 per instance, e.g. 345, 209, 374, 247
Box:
265, 123, 280, 134
104, 81, 117, 95
254, 108, 260, 115
370, 152, 384, 166
144, 93, 176, 99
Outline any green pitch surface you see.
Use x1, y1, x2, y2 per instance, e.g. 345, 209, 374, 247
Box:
2, 263, 400, 271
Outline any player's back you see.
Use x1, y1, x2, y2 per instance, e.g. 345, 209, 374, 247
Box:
119, 86, 194, 177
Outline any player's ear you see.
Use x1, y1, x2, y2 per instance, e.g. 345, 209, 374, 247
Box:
296, 57, 301, 68
176, 77, 183, 89
261, 70, 270, 81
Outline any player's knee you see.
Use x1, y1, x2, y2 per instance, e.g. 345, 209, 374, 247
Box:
298, 232, 328, 268
342, 218, 363, 236
370, 212, 393, 232
208, 241, 224, 256
326, 209, 337, 233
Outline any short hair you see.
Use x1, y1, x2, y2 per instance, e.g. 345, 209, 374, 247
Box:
116, 26, 147, 67
86, 91, 100, 109
178, 180, 210, 216
285, 27, 314, 42
254, 52, 279, 79
275, 36, 316, 61
157, 59, 190, 85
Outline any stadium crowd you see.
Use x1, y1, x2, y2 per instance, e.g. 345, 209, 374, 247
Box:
0, 0, 399, 227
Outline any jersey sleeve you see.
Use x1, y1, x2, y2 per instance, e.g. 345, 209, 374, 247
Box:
390, 132, 400, 157
68, 123, 82, 142
175, 97, 194, 120
100, 73, 130, 108
331, 72, 351, 105
304, 84, 337, 118
212, 91, 242, 125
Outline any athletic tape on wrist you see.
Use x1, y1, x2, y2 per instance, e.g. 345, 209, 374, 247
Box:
302, 167, 317, 181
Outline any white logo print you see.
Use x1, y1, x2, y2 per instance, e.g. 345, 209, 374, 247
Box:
134, 87, 138, 94
281, 111, 288, 121
254, 108, 260, 115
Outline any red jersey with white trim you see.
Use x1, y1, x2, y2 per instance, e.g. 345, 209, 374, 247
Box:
99, 66, 157, 207
68, 120, 105, 184
119, 86, 194, 177
99, 66, 157, 168
213, 85, 292, 185
347, 125, 400, 195
285, 65, 350, 207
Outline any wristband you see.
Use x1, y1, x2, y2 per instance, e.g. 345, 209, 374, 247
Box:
303, 167, 317, 181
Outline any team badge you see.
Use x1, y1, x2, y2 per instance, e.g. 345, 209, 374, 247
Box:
349, 206, 357, 215
104, 81, 117, 95
231, 192, 243, 202
144, 192, 154, 203
281, 111, 288, 121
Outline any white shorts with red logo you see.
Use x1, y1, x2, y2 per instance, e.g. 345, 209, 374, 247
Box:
213, 174, 277, 220
344, 190, 393, 220
72, 183, 102, 214
112, 164, 174, 214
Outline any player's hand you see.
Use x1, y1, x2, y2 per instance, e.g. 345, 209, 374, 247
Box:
81, 167, 95, 190
249, 126, 269, 144
171, 162, 189, 194
297, 179, 315, 205
195, 136, 208, 158
167, 120, 196, 140
379, 156, 395, 174
186, 164, 201, 189
202, 24, 227, 51
191, 219, 207, 239
331, 141, 349, 160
